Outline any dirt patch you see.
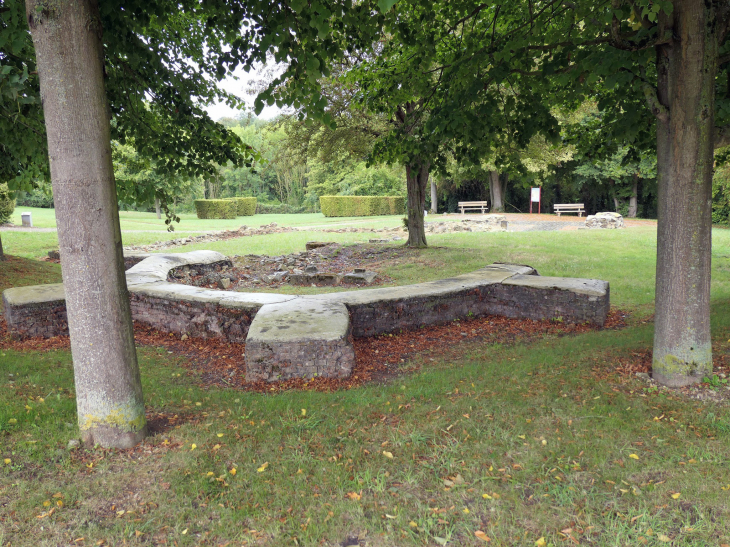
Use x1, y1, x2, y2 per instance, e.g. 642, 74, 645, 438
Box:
166, 243, 419, 291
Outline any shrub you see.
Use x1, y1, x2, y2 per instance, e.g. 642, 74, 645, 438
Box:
319, 196, 406, 217
0, 184, 15, 224
256, 202, 309, 214
226, 197, 257, 216
194, 199, 238, 219
16, 187, 54, 208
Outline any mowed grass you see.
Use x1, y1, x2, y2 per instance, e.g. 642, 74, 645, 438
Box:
1, 221, 730, 546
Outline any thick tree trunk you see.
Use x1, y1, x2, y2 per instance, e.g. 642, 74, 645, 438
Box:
155, 197, 161, 219
627, 175, 638, 218
430, 176, 437, 213
27, 0, 147, 447
488, 171, 505, 212
405, 162, 429, 247
0, 234, 5, 261
652, 0, 716, 387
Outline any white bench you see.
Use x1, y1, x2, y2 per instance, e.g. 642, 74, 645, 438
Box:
458, 201, 489, 214
554, 203, 585, 217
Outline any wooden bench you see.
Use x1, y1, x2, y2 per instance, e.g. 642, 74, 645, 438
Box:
458, 201, 489, 214
553, 203, 585, 217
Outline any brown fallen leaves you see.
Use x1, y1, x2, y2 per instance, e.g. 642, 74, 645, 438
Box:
0, 310, 627, 394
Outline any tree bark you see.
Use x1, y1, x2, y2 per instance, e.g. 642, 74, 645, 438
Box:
0, 234, 5, 261
651, 0, 716, 387
489, 171, 505, 212
627, 175, 638, 218
155, 197, 161, 219
405, 161, 429, 247
27, 0, 147, 447
430, 176, 437, 213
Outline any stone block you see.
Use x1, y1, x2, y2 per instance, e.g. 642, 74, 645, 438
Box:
585, 212, 624, 229
245, 299, 354, 382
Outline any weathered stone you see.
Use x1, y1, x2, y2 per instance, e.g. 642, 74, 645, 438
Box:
218, 278, 232, 289
342, 269, 378, 285
304, 265, 318, 273
426, 215, 508, 234
585, 212, 624, 229
48, 250, 60, 260
305, 241, 337, 250
245, 299, 354, 382
289, 272, 341, 286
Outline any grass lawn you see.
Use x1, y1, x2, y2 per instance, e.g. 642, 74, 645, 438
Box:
1, 223, 730, 546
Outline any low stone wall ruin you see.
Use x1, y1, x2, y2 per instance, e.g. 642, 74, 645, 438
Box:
3, 251, 610, 383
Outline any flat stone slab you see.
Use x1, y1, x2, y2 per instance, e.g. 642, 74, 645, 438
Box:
502, 275, 608, 297
245, 299, 354, 382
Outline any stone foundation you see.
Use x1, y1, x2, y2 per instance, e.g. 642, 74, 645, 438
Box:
3, 251, 610, 382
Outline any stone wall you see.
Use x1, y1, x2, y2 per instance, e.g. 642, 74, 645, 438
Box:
128, 293, 255, 343
2, 284, 68, 339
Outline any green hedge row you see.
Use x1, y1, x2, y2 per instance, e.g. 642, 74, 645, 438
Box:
226, 197, 257, 216
256, 202, 309, 214
194, 199, 237, 219
319, 196, 406, 217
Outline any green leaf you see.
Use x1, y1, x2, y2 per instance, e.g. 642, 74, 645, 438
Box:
377, 0, 398, 13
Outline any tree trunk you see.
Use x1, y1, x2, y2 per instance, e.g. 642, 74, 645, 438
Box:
155, 197, 161, 219
27, 0, 147, 447
652, 0, 716, 387
627, 175, 638, 218
0, 234, 5, 261
489, 171, 505, 212
405, 161, 429, 247
430, 176, 437, 214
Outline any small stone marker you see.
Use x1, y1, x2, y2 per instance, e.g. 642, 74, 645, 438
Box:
585, 212, 624, 229
21, 212, 32, 227
342, 269, 377, 285
218, 278, 232, 289
289, 272, 341, 286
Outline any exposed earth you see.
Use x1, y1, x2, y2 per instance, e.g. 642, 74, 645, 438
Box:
166, 242, 419, 290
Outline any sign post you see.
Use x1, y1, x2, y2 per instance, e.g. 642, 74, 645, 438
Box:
530, 187, 541, 214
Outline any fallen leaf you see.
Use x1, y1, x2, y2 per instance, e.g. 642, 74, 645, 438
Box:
8, 419, 17, 424
382, 451, 394, 459
658, 534, 671, 542
257, 462, 269, 473
629, 454, 639, 460
346, 491, 362, 500
671, 492, 681, 499
301, 409, 307, 417
217, 433, 224, 438
475, 530, 491, 542
409, 521, 418, 528
482, 493, 492, 500
3, 458, 10, 465
190, 443, 197, 450
229, 468, 236, 476
535, 538, 546, 547
385, 514, 396, 519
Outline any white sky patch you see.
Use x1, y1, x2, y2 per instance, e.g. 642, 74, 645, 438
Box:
204, 62, 287, 121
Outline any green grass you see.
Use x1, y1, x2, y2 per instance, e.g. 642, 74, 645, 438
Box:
2, 207, 407, 258
2, 221, 730, 546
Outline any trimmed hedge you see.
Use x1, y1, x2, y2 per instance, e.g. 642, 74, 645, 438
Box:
319, 196, 406, 217
256, 202, 309, 214
226, 197, 257, 216
0, 184, 15, 224
194, 199, 238, 219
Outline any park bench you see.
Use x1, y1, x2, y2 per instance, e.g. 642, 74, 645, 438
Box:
553, 203, 585, 217
458, 201, 489, 214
